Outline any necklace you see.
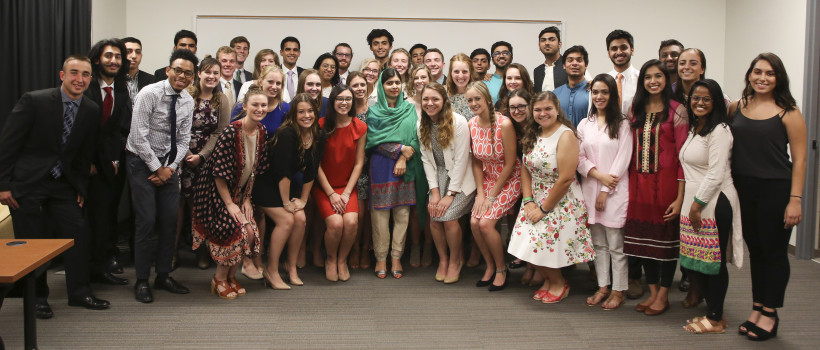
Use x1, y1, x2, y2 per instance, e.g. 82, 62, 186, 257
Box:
302, 134, 313, 147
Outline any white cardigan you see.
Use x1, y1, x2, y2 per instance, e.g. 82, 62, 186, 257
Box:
417, 113, 477, 196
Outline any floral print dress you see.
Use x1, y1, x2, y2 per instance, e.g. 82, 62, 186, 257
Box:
508, 125, 595, 268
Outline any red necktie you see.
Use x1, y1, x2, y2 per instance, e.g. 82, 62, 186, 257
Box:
102, 86, 113, 125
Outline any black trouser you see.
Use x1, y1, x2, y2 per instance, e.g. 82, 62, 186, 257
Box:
641, 258, 677, 288
735, 176, 791, 308
689, 193, 732, 322
10, 176, 92, 300
86, 168, 125, 275
628, 256, 642, 280
127, 155, 179, 280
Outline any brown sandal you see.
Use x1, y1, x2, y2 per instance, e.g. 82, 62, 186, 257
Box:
211, 277, 237, 299
586, 290, 609, 306
602, 291, 626, 310
228, 277, 246, 296
684, 317, 726, 334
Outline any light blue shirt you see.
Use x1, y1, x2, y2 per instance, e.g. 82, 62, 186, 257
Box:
485, 73, 503, 104
553, 79, 589, 127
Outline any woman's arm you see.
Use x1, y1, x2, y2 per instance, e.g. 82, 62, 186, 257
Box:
486, 118, 518, 198
604, 120, 634, 193
783, 108, 807, 228
215, 177, 243, 223
539, 131, 579, 213
689, 126, 732, 231
343, 133, 367, 200
447, 117, 472, 194
199, 94, 232, 160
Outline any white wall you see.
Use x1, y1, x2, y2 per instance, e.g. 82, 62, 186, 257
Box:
724, 0, 806, 105
91, 0, 126, 41
115, 0, 727, 84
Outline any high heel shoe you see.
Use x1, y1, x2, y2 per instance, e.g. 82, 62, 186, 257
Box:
228, 277, 246, 296
443, 261, 463, 284
211, 276, 237, 299
746, 309, 778, 341
543, 283, 570, 304
488, 269, 508, 292
262, 268, 291, 290
738, 304, 764, 335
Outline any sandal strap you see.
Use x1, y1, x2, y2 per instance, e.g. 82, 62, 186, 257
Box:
495, 268, 507, 274
752, 304, 763, 312
760, 308, 777, 318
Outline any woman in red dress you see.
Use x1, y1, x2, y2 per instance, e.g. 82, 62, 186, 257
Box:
312, 85, 367, 281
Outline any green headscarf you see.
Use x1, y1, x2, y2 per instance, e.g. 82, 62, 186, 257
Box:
365, 69, 428, 224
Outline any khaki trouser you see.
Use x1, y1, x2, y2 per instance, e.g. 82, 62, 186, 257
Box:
371, 206, 410, 261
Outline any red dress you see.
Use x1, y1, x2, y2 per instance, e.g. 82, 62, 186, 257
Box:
623, 101, 688, 261
312, 117, 367, 218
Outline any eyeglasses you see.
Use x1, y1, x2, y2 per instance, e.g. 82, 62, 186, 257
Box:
492, 51, 511, 57
363, 68, 378, 74
335, 53, 352, 58
691, 96, 713, 104
509, 104, 528, 113
321, 64, 336, 70
169, 66, 194, 78
335, 96, 353, 103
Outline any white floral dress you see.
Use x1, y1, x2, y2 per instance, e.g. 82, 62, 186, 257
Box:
508, 125, 595, 268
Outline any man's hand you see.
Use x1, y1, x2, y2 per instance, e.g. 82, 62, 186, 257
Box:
0, 190, 19, 210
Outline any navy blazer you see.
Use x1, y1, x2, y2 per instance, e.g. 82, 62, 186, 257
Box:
533, 55, 569, 93
0, 88, 101, 197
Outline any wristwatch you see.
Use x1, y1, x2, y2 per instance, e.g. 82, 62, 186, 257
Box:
446, 190, 457, 197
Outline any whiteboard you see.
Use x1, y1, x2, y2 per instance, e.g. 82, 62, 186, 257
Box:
194, 15, 561, 76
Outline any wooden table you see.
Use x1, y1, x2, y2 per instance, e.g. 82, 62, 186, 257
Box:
0, 239, 73, 350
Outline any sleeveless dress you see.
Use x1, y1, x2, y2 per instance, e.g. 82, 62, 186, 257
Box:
469, 114, 522, 219
507, 125, 594, 268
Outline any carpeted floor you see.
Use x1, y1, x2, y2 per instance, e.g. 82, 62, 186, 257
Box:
2, 249, 820, 349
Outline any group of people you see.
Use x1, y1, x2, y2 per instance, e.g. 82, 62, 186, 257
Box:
0, 25, 805, 342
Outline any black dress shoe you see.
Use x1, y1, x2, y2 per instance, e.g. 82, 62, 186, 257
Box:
508, 260, 526, 269
108, 256, 124, 274
92, 272, 129, 285
68, 295, 111, 310
35, 301, 54, 319
154, 276, 190, 294
134, 281, 153, 303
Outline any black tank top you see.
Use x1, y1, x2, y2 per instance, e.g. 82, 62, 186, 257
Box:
730, 107, 792, 180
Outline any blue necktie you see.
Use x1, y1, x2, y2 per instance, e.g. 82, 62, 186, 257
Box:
167, 94, 178, 166
50, 101, 76, 178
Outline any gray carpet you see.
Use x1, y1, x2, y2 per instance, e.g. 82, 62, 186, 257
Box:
2, 253, 820, 349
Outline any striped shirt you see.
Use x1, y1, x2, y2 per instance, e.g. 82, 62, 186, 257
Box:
126, 79, 194, 172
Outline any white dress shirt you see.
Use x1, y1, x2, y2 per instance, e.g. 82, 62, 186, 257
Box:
607, 65, 639, 117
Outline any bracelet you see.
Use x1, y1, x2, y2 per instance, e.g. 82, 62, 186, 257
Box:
791, 195, 802, 198
341, 193, 351, 198
539, 206, 549, 214
327, 191, 335, 197
487, 196, 497, 203
522, 197, 533, 202
522, 199, 535, 206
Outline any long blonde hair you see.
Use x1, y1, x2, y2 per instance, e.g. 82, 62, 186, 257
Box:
418, 83, 455, 150
254, 64, 284, 106
406, 64, 431, 98
446, 53, 477, 95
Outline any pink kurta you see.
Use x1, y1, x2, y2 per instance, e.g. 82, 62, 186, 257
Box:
577, 116, 633, 228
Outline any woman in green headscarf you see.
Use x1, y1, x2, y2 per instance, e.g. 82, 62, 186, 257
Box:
366, 68, 427, 279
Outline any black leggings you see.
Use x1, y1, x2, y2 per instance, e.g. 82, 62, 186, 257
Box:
641, 258, 676, 288
734, 176, 792, 309
689, 193, 732, 322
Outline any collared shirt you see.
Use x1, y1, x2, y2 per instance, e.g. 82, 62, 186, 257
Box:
283, 65, 299, 103
542, 62, 556, 92
339, 70, 349, 85
608, 65, 639, 117
486, 73, 503, 104
126, 73, 140, 104
126, 79, 194, 172
234, 68, 249, 83
435, 74, 446, 85
553, 79, 590, 127
99, 78, 115, 106
60, 86, 83, 112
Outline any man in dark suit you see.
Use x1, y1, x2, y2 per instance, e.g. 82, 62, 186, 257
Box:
154, 30, 198, 81
123, 37, 157, 101
215, 46, 242, 108
0, 55, 111, 317
84, 39, 132, 287
230, 36, 253, 83
280, 36, 304, 103
533, 26, 568, 93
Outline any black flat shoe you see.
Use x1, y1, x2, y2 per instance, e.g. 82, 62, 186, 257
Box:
68, 295, 110, 310
154, 276, 190, 294
488, 269, 508, 292
134, 281, 153, 303
92, 272, 129, 285
35, 301, 54, 319
508, 260, 525, 269
107, 256, 124, 274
